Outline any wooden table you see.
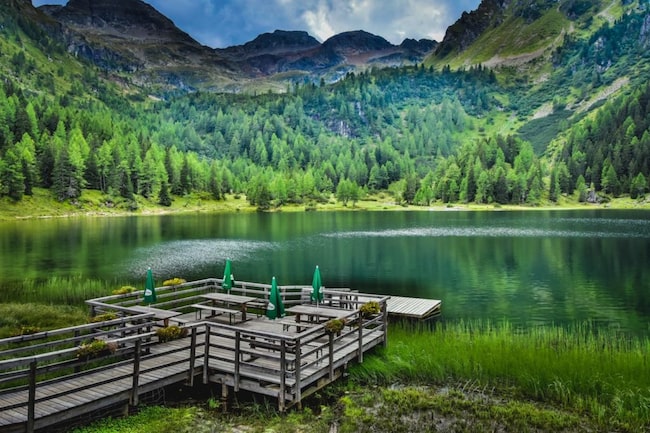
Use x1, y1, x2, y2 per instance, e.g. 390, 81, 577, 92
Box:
200, 292, 259, 321
285, 304, 346, 324
129, 305, 182, 327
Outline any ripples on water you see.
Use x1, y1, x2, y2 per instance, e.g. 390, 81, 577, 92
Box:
325, 224, 650, 239
122, 239, 276, 278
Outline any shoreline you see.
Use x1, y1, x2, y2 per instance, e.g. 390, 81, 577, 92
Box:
2, 188, 649, 221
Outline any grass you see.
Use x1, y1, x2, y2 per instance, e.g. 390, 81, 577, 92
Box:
350, 320, 650, 432
3, 187, 649, 222
0, 275, 122, 305
336, 386, 587, 433
435, 8, 569, 69
69, 401, 333, 433
0, 302, 87, 339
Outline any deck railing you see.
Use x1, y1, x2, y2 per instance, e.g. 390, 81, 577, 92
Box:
1, 281, 389, 432
86, 278, 361, 320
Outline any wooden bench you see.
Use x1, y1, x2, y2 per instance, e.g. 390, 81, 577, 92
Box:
191, 304, 242, 324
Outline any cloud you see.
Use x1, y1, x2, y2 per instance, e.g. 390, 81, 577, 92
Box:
266, 0, 480, 45
31, 0, 481, 48
302, 3, 337, 42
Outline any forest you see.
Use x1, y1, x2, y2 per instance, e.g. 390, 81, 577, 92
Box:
1, 4, 650, 210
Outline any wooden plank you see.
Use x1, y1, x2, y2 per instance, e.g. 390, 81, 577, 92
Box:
358, 295, 441, 319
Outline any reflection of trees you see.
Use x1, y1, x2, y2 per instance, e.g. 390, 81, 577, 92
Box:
306, 213, 650, 333
1, 211, 648, 333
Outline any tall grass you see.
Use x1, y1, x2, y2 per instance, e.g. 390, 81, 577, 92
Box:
352, 320, 650, 432
0, 303, 88, 338
0, 276, 123, 305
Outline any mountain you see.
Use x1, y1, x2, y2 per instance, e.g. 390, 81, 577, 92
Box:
1, 0, 649, 212
37, 0, 436, 90
37, 0, 240, 90
428, 0, 619, 69
215, 29, 436, 81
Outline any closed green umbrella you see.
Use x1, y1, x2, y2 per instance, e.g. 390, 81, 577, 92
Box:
143, 268, 157, 304
311, 265, 323, 304
266, 276, 285, 320
222, 258, 234, 293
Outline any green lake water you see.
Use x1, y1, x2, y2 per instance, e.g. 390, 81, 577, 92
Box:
1, 210, 649, 333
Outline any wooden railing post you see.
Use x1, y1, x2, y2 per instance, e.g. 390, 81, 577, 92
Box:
279, 340, 286, 412
130, 339, 141, 406
382, 302, 388, 347
27, 360, 36, 433
328, 333, 334, 381
188, 327, 197, 386
358, 313, 364, 363
74, 330, 82, 373
294, 337, 301, 407
203, 325, 211, 384
234, 331, 240, 392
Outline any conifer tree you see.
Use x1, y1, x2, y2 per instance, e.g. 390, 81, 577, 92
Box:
0, 148, 25, 200
158, 180, 172, 207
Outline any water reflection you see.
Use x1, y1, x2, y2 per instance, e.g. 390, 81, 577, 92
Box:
1, 210, 649, 334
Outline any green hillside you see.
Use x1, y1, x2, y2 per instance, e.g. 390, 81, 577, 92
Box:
0, 0, 649, 217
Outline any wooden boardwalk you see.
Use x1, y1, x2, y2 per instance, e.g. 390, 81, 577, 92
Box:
0, 337, 197, 433
0, 280, 391, 433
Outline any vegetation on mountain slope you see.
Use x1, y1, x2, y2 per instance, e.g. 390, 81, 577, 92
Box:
0, 1, 649, 216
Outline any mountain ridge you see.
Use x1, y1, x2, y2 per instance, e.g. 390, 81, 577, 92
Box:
35, 0, 436, 90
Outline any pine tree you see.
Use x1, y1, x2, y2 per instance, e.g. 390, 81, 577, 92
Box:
16, 133, 36, 196
158, 180, 172, 207
630, 173, 647, 199
0, 148, 25, 200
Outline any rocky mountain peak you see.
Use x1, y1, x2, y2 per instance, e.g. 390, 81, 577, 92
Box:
42, 0, 198, 45
322, 30, 394, 54
434, 0, 511, 58
217, 30, 320, 60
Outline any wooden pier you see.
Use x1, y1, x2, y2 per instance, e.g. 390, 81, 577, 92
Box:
0, 279, 394, 433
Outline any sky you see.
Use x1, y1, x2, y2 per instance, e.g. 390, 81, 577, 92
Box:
32, 0, 482, 48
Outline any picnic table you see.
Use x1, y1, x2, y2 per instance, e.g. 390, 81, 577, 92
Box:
195, 292, 261, 323
128, 305, 182, 327
285, 304, 346, 324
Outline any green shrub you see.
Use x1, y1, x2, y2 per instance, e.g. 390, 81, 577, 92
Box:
89, 312, 119, 323
155, 325, 187, 342
111, 286, 136, 295
162, 277, 186, 286
359, 301, 381, 317
76, 339, 116, 360
324, 318, 346, 334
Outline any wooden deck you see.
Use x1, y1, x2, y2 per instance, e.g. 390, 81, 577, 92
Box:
384, 296, 442, 319
0, 279, 391, 433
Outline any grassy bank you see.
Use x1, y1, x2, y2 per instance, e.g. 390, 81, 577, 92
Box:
2, 187, 649, 221
350, 321, 650, 432
0, 275, 122, 306
0, 302, 88, 339
63, 321, 650, 433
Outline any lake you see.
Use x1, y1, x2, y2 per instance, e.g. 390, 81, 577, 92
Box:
1, 210, 649, 334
